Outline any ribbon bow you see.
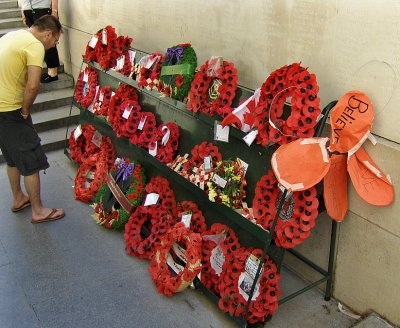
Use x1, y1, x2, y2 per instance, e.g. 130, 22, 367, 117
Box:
166, 46, 184, 65
115, 159, 135, 181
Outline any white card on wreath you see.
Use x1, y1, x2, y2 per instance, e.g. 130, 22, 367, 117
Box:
181, 212, 192, 228
91, 130, 102, 148
214, 121, 229, 143
128, 50, 136, 65
116, 55, 125, 70
204, 156, 212, 171
144, 193, 159, 206
73, 125, 82, 140
243, 129, 258, 146
88, 35, 98, 49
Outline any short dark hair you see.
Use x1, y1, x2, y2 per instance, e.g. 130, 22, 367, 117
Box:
32, 15, 63, 35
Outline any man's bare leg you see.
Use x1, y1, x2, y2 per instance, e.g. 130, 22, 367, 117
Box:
6, 166, 29, 209
24, 172, 64, 221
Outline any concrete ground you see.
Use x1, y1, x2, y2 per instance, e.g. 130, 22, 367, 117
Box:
0, 150, 360, 328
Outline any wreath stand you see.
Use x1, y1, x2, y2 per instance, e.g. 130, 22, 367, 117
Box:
65, 53, 339, 327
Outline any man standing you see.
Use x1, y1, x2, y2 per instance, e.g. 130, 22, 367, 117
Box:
0, 15, 65, 223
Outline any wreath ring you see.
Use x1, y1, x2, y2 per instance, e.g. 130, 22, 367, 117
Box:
74, 66, 98, 108
254, 63, 321, 146
74, 153, 108, 203
149, 222, 202, 296
187, 60, 238, 116
218, 248, 280, 324
252, 170, 319, 248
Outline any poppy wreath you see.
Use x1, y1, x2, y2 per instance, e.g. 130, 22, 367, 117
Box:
83, 32, 99, 63
252, 170, 319, 248
108, 83, 139, 126
207, 160, 247, 209
113, 42, 133, 77
112, 99, 142, 139
218, 248, 280, 324
96, 25, 118, 70
159, 43, 197, 101
137, 52, 165, 91
201, 223, 241, 296
187, 59, 238, 117
93, 159, 146, 230
149, 222, 203, 296
174, 201, 207, 234
253, 62, 321, 146
148, 122, 180, 164
99, 135, 116, 169
124, 176, 177, 259
69, 124, 99, 164
74, 66, 98, 108
103, 34, 132, 72
124, 205, 173, 260
143, 176, 177, 214
92, 86, 113, 116
74, 152, 108, 203
182, 141, 222, 176
136, 112, 159, 150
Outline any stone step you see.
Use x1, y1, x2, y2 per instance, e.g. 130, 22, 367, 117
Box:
0, 1, 17, 10
0, 16, 24, 29
0, 125, 74, 164
32, 105, 80, 133
0, 7, 20, 19
33, 88, 74, 113
0, 26, 18, 37
39, 73, 74, 93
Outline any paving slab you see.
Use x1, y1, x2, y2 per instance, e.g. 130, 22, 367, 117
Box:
353, 313, 395, 328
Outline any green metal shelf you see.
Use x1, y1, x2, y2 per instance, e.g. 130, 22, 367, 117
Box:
66, 57, 339, 327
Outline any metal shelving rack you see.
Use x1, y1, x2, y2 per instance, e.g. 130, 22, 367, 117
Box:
65, 53, 339, 327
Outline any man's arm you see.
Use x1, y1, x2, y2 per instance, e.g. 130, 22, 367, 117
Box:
21, 65, 41, 118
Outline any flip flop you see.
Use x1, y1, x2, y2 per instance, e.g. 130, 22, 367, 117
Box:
11, 200, 31, 213
31, 209, 65, 224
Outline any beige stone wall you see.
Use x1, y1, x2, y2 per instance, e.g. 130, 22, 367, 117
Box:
57, 0, 400, 325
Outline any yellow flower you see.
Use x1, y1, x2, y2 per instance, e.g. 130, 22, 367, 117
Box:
221, 194, 231, 207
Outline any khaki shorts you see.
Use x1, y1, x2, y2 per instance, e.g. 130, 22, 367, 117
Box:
0, 109, 49, 176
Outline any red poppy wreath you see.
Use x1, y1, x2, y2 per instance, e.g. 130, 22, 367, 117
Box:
173, 200, 207, 234
108, 83, 139, 126
149, 222, 203, 296
92, 86, 113, 116
93, 158, 146, 230
136, 112, 159, 150
74, 66, 98, 108
112, 99, 142, 139
96, 25, 119, 70
182, 141, 222, 176
187, 58, 238, 117
252, 170, 319, 248
69, 124, 99, 164
218, 248, 280, 324
113, 39, 133, 77
74, 152, 108, 203
124, 176, 177, 259
201, 223, 241, 296
254, 62, 321, 146
148, 122, 180, 164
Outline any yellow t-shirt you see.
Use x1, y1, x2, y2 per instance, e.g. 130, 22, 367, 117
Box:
0, 29, 44, 112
